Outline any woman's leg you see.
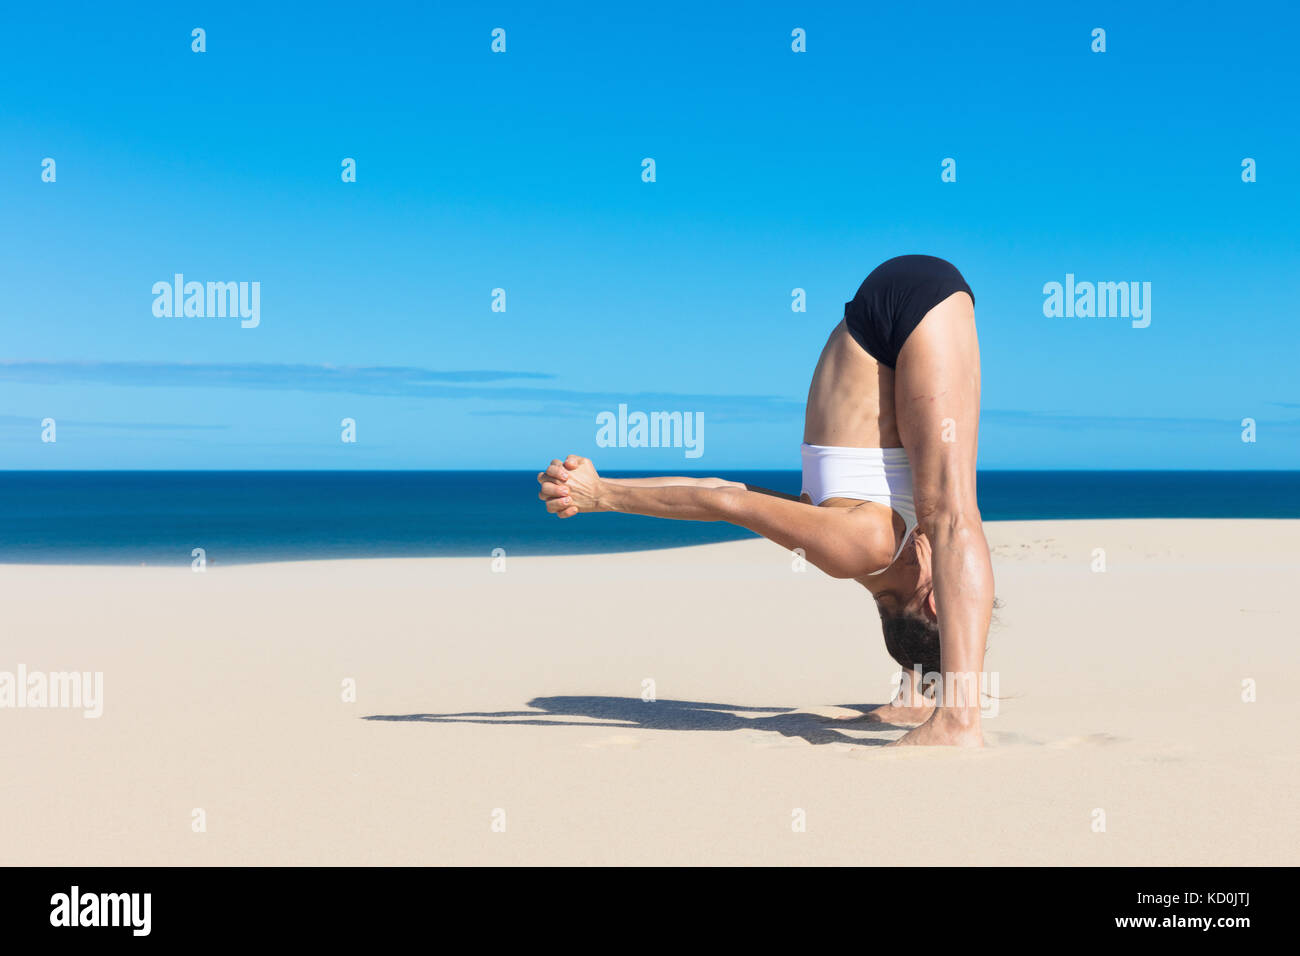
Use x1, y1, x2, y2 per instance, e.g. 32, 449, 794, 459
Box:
891, 292, 994, 747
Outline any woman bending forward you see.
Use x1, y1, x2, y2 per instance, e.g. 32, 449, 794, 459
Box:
537, 255, 995, 747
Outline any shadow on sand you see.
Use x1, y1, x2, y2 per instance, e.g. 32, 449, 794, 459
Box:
364, 696, 908, 747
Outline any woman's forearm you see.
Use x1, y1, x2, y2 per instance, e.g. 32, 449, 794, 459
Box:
597, 480, 734, 521
602, 476, 743, 490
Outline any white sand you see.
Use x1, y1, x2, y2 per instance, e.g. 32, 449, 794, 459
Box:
3, 520, 1297, 865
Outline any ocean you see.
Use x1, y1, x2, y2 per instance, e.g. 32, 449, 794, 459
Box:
1, 470, 1297, 566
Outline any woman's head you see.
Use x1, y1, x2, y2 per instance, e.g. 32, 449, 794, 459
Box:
869, 530, 941, 674
879, 607, 941, 676
870, 531, 1000, 677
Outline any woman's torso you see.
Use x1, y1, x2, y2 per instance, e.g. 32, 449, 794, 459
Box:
803, 319, 901, 459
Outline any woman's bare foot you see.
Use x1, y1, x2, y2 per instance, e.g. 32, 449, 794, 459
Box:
888, 708, 984, 747
860, 702, 935, 726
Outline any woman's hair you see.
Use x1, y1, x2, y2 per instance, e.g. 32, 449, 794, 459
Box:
880, 597, 1003, 677
880, 610, 942, 677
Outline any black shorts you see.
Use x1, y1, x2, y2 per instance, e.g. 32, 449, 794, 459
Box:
843, 255, 974, 368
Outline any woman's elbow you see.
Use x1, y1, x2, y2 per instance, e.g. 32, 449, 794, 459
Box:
706, 485, 747, 522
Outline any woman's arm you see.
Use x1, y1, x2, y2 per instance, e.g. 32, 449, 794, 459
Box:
600, 480, 733, 522
602, 475, 743, 490
538, 456, 890, 579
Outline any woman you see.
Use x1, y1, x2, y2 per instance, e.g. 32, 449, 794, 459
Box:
536, 255, 994, 747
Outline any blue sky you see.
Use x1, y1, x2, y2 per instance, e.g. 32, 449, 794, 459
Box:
2, 1, 1297, 469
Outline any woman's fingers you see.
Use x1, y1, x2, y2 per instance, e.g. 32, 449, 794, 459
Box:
537, 460, 574, 486
537, 480, 568, 498
539, 491, 579, 517
538, 459, 579, 517
545, 495, 574, 514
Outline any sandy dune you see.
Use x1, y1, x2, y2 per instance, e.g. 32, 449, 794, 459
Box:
2, 520, 1296, 865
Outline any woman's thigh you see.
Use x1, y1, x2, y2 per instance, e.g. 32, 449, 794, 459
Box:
892, 292, 981, 518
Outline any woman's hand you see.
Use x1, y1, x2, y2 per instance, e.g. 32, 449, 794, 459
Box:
536, 455, 604, 518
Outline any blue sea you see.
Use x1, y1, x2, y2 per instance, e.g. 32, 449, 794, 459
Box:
1, 470, 1297, 566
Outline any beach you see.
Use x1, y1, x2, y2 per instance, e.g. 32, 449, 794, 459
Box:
3, 518, 1297, 866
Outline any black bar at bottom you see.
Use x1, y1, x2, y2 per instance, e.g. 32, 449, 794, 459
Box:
0, 865, 1279, 942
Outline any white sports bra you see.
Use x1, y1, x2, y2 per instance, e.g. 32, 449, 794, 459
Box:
799, 443, 918, 574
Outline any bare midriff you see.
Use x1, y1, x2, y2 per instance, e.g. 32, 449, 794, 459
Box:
803, 320, 900, 448
799, 320, 902, 521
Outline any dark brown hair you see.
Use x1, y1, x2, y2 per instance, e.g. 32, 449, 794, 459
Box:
880, 610, 941, 676
880, 597, 1003, 677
